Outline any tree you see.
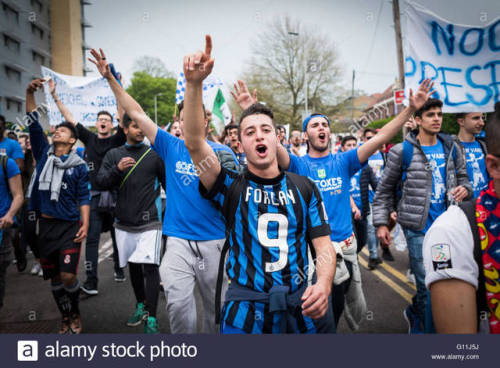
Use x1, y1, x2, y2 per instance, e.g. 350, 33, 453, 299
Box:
126, 71, 176, 126
132, 56, 173, 78
241, 15, 343, 129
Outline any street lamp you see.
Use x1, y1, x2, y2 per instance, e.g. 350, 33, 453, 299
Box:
154, 93, 164, 124
288, 31, 308, 116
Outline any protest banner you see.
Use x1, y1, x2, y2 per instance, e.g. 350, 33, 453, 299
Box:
403, 1, 499, 112
41, 66, 118, 126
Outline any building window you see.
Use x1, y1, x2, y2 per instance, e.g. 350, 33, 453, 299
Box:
30, 0, 42, 13
2, 2, 19, 24
6, 98, 22, 113
32, 51, 45, 65
3, 34, 20, 53
31, 23, 44, 40
5, 66, 21, 82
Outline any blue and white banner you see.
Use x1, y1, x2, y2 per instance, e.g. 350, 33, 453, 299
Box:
403, 1, 500, 112
41, 66, 118, 126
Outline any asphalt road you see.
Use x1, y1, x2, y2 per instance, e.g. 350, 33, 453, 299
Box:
1, 232, 415, 334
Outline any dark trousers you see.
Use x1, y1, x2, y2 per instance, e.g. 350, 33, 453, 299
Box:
85, 195, 120, 283
353, 217, 368, 253
331, 259, 353, 327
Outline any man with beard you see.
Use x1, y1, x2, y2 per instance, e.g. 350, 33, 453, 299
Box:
48, 79, 125, 295
169, 121, 183, 139
273, 79, 437, 328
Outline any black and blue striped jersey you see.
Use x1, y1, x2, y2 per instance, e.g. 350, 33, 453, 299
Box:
200, 168, 331, 333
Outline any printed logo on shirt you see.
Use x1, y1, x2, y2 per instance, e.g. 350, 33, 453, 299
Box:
175, 160, 198, 176
61, 182, 68, 190
317, 169, 326, 179
312, 177, 343, 195
431, 244, 452, 271
426, 154, 446, 204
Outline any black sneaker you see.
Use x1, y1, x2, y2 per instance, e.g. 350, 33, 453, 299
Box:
114, 269, 126, 282
14, 249, 27, 272
80, 280, 98, 295
382, 248, 395, 261
368, 258, 378, 270
375, 257, 383, 265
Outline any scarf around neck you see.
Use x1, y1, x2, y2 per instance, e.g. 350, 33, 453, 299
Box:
476, 181, 500, 334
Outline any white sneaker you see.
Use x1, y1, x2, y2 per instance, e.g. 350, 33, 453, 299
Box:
38, 268, 44, 277
406, 269, 416, 285
30, 262, 41, 275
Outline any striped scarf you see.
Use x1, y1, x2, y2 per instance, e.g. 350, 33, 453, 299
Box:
476, 181, 500, 334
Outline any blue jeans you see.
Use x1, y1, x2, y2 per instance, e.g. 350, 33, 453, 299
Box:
403, 228, 427, 322
85, 195, 120, 284
366, 212, 379, 259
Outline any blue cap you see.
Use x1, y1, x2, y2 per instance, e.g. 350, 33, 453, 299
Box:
302, 113, 331, 132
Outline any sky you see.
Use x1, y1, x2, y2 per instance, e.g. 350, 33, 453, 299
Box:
84, 0, 499, 96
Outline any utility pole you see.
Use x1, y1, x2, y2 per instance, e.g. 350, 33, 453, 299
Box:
393, 0, 405, 92
351, 69, 355, 123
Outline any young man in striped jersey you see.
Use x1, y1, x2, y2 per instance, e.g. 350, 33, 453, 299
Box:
181, 36, 335, 334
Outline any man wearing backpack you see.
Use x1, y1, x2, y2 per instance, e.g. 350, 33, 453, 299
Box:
455, 112, 489, 198
372, 98, 472, 334
423, 103, 500, 334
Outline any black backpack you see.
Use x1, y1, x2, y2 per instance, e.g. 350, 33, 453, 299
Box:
458, 200, 488, 328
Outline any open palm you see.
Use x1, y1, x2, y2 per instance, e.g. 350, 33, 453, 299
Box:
231, 80, 257, 111
409, 78, 435, 111
88, 48, 112, 79
183, 35, 214, 84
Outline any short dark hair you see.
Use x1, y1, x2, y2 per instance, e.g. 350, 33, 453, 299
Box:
177, 100, 207, 119
224, 124, 238, 134
7, 131, 18, 140
55, 121, 78, 142
455, 113, 466, 120
0, 115, 5, 126
341, 135, 357, 147
97, 111, 113, 122
414, 98, 443, 119
122, 113, 133, 128
362, 128, 376, 138
486, 102, 500, 155
239, 103, 274, 125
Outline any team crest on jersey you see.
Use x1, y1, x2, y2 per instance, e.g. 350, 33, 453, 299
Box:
64, 254, 71, 264
317, 169, 326, 179
431, 244, 452, 271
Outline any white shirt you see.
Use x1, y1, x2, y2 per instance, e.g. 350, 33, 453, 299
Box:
423, 205, 479, 290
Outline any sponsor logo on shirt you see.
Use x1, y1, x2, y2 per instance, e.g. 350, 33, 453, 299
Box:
313, 177, 343, 195
175, 160, 198, 176
317, 169, 326, 179
431, 244, 452, 271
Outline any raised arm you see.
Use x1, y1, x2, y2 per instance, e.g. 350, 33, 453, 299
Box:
357, 79, 434, 164
88, 49, 158, 144
48, 79, 77, 125
183, 35, 221, 192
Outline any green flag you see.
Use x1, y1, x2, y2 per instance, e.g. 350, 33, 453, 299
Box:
212, 88, 226, 122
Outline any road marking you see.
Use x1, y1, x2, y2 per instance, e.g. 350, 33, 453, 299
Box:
98, 239, 112, 264
358, 256, 413, 304
361, 248, 416, 291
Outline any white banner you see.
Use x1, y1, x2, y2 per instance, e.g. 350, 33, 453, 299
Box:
41, 66, 118, 126
403, 1, 500, 112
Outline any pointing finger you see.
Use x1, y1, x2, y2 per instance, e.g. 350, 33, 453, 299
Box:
205, 35, 212, 57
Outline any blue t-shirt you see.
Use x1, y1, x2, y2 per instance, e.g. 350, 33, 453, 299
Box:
27, 112, 91, 221
152, 128, 238, 240
289, 148, 363, 241
350, 169, 362, 211
0, 137, 24, 161
461, 141, 488, 198
422, 140, 447, 232
367, 151, 384, 203
0, 157, 20, 217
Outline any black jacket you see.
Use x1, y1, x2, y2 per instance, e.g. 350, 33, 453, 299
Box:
359, 164, 378, 218
96, 143, 165, 231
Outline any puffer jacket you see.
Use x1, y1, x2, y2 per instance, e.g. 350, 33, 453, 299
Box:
372, 131, 472, 231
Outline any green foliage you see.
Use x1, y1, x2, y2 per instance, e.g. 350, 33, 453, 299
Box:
366, 113, 460, 144
126, 72, 176, 126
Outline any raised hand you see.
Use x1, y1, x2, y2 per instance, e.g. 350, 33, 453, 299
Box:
409, 78, 435, 111
26, 78, 44, 93
48, 78, 56, 95
88, 48, 112, 79
183, 35, 214, 84
231, 80, 257, 111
